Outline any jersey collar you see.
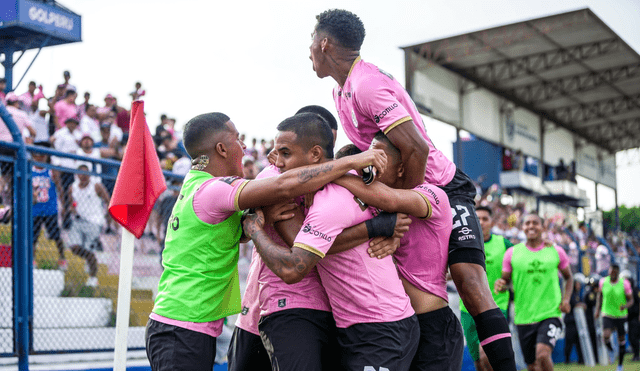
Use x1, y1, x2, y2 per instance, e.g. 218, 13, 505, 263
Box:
347, 56, 361, 78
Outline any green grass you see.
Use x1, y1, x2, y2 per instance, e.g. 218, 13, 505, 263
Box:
554, 354, 639, 370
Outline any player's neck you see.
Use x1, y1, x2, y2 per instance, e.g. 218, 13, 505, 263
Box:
331, 52, 360, 87
483, 233, 491, 243
525, 238, 543, 248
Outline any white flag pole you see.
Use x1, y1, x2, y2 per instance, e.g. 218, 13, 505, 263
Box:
113, 228, 136, 371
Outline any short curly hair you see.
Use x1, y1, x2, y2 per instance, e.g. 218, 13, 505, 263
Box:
315, 9, 365, 51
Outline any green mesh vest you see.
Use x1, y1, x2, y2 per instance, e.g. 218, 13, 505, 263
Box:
152, 170, 242, 322
461, 234, 510, 313
601, 276, 628, 318
511, 243, 562, 325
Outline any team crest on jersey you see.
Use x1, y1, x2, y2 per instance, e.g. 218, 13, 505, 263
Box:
241, 306, 249, 315
351, 109, 358, 128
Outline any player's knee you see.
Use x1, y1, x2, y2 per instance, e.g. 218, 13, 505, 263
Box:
536, 344, 552, 361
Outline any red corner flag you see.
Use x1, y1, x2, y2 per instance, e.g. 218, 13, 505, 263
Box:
108, 101, 166, 238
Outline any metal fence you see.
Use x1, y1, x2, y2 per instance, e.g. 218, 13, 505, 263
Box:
0, 128, 182, 367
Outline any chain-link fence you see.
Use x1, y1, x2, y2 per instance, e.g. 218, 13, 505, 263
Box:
0, 151, 15, 356
25, 145, 181, 354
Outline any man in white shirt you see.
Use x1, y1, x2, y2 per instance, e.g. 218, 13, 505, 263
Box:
80, 105, 101, 143
52, 117, 82, 229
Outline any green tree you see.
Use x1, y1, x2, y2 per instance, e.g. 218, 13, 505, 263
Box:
603, 205, 640, 234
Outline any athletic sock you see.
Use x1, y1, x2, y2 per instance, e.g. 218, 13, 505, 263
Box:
474, 308, 517, 371
619, 343, 625, 366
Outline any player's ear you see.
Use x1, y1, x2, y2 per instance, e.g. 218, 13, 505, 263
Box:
396, 161, 405, 179
215, 142, 227, 158
309, 145, 323, 163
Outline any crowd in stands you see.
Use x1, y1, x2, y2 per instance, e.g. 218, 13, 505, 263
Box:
502, 147, 577, 182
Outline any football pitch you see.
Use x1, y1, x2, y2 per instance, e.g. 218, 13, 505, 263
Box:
554, 355, 639, 370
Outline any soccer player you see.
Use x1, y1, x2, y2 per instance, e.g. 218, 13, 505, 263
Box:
145, 112, 386, 371
495, 214, 573, 371
243, 115, 419, 371
595, 263, 634, 370
308, 9, 516, 370
332, 132, 464, 371
459, 206, 513, 371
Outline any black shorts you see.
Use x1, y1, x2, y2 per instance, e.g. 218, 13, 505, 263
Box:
441, 168, 486, 268
603, 316, 627, 337
516, 318, 562, 365
33, 215, 61, 241
410, 306, 464, 371
337, 315, 419, 371
258, 308, 340, 371
145, 318, 216, 371
227, 327, 271, 371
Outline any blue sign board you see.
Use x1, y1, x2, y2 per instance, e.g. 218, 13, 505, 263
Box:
0, 0, 81, 42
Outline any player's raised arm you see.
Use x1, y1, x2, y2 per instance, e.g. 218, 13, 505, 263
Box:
385, 120, 429, 189
237, 148, 386, 210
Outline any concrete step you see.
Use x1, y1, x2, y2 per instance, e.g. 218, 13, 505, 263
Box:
0, 296, 112, 328
0, 268, 65, 298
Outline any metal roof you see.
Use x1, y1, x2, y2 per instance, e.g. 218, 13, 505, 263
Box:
402, 8, 640, 153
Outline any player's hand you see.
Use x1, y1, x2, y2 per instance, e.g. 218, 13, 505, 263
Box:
392, 213, 412, 239
494, 278, 507, 294
348, 149, 387, 178
368, 236, 400, 259
620, 304, 627, 311
267, 149, 277, 166
242, 209, 265, 239
560, 299, 571, 314
262, 202, 297, 225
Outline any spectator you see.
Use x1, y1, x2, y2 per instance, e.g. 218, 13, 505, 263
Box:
69, 164, 110, 287
2, 92, 36, 143
30, 108, 50, 145
78, 91, 91, 118
113, 97, 131, 134
102, 111, 123, 143
53, 89, 79, 130
75, 134, 101, 174
60, 70, 76, 93
563, 279, 584, 364
31, 144, 67, 270
79, 104, 100, 142
595, 244, 611, 276
130, 81, 145, 101
97, 94, 116, 120
556, 159, 568, 181
242, 156, 257, 180
19, 81, 44, 114
51, 117, 82, 229
47, 84, 66, 135
155, 114, 169, 138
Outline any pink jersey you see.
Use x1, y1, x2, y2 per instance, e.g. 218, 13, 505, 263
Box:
235, 247, 263, 335
251, 165, 331, 319
394, 183, 452, 302
502, 243, 570, 273
599, 277, 633, 295
334, 57, 456, 187
294, 182, 414, 328
54, 100, 78, 127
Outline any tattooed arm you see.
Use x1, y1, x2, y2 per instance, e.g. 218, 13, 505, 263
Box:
243, 209, 321, 284
236, 148, 387, 210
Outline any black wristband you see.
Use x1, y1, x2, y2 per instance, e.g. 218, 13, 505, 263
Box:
364, 212, 397, 239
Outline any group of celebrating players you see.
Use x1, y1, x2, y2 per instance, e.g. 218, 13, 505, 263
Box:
142, 8, 632, 371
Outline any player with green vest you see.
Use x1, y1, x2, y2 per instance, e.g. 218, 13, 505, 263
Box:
460, 206, 512, 371
495, 214, 573, 371
595, 263, 634, 370
145, 112, 388, 371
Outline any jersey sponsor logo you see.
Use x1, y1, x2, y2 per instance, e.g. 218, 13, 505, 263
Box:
169, 215, 179, 231
219, 176, 239, 185
417, 185, 440, 204
278, 298, 286, 308
374, 103, 399, 123
302, 223, 332, 242
241, 306, 249, 315
527, 259, 548, 277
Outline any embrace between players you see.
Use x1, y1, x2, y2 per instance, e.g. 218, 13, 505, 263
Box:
145, 9, 521, 371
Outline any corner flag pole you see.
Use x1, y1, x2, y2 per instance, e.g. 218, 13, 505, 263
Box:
113, 229, 136, 371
